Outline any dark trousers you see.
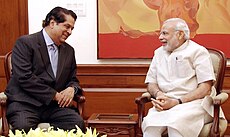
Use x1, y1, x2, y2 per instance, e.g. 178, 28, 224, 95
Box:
7, 101, 85, 133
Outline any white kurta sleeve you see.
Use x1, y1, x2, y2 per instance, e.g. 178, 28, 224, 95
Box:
145, 54, 157, 84
193, 47, 216, 84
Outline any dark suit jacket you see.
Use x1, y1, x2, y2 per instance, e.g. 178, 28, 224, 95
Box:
5, 31, 82, 107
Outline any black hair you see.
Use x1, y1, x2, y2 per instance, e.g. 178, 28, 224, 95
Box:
42, 6, 77, 28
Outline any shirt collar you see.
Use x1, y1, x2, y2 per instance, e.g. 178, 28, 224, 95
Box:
42, 29, 54, 47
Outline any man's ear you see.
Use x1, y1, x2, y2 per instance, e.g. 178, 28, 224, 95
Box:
49, 19, 55, 28
179, 31, 185, 40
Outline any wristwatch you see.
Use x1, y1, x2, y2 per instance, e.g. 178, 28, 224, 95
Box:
177, 98, 182, 104
71, 86, 78, 94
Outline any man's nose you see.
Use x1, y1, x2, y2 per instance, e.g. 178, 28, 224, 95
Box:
159, 34, 163, 40
67, 28, 72, 34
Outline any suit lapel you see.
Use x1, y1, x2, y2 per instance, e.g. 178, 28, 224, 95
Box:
37, 32, 55, 79
39, 46, 55, 79
56, 44, 66, 80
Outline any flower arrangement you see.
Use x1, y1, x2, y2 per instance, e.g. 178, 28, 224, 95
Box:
8, 126, 107, 137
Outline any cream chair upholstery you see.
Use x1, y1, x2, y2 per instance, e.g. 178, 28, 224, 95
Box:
0, 51, 86, 136
135, 48, 228, 137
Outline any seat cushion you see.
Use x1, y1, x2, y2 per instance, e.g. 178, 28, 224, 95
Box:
37, 123, 50, 130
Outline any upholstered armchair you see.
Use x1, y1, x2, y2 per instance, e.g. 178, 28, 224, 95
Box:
0, 51, 86, 136
135, 48, 228, 137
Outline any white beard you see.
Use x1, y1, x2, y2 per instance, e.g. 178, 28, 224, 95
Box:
163, 37, 180, 52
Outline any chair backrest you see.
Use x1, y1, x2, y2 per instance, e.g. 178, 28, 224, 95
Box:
207, 48, 226, 94
4, 51, 12, 83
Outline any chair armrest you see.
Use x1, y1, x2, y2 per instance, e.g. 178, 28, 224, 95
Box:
210, 92, 228, 137
0, 92, 7, 104
213, 92, 228, 105
135, 92, 152, 105
73, 95, 86, 104
142, 92, 152, 99
135, 92, 152, 134
73, 95, 85, 117
0, 92, 9, 136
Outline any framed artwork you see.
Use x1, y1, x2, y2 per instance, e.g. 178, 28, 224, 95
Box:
97, 0, 230, 59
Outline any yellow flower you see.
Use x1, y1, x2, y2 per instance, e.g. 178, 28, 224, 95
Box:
8, 126, 107, 137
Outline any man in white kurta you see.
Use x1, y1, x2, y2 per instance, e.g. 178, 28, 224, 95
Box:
142, 18, 216, 137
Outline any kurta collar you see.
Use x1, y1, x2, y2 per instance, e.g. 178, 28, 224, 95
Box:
173, 40, 189, 52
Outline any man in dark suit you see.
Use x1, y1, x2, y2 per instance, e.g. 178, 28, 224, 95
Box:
5, 6, 85, 132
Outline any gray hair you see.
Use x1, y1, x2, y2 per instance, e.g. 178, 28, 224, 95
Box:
163, 18, 190, 39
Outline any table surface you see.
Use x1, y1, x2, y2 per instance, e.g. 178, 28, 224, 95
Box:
87, 113, 138, 124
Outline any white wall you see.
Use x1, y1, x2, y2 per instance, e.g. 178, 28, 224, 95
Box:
28, 0, 151, 64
